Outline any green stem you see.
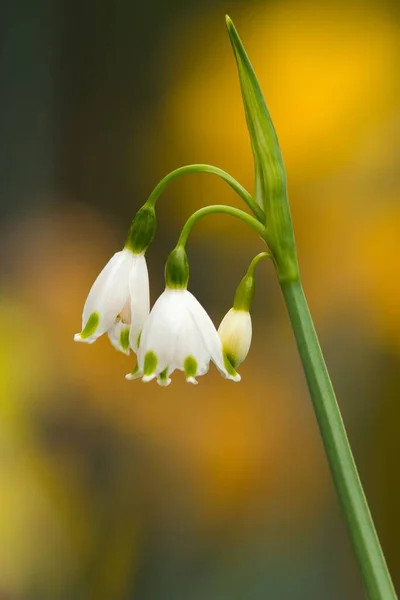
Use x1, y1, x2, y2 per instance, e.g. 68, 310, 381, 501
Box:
146, 164, 265, 222
176, 204, 265, 247
281, 279, 397, 600
246, 251, 271, 276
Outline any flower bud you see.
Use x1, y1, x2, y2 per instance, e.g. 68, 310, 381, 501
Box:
218, 308, 252, 368
218, 267, 255, 367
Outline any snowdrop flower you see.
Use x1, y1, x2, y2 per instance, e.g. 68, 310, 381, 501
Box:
74, 204, 156, 353
74, 249, 149, 353
126, 247, 240, 385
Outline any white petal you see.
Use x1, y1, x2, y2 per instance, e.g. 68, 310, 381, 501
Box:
138, 289, 186, 376
75, 249, 134, 343
172, 310, 210, 379
156, 373, 172, 386
138, 290, 206, 379
107, 321, 131, 355
142, 373, 157, 383
119, 299, 131, 324
128, 255, 150, 352
125, 365, 142, 380
185, 292, 241, 382
140, 290, 212, 381
218, 309, 252, 367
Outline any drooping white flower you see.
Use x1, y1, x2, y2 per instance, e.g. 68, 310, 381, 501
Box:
74, 248, 149, 353
218, 308, 252, 368
127, 289, 240, 386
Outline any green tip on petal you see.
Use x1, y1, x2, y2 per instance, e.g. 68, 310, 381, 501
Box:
158, 367, 171, 386
223, 353, 241, 381
143, 351, 158, 376
184, 356, 198, 380
225, 351, 238, 370
126, 365, 141, 380
79, 312, 100, 340
120, 327, 130, 351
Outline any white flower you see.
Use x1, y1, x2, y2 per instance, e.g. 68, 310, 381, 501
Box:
127, 289, 240, 386
74, 248, 149, 353
218, 308, 252, 368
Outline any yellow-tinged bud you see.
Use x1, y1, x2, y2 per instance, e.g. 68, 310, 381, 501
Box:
218, 308, 252, 368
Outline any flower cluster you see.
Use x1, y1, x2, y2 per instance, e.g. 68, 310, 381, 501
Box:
74, 206, 264, 386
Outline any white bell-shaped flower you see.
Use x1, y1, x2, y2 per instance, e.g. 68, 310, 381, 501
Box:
74, 248, 149, 353
218, 308, 252, 368
127, 289, 240, 386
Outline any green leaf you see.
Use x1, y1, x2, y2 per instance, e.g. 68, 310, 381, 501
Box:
225, 15, 299, 282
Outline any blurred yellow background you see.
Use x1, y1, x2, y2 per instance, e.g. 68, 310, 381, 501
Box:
1, 0, 399, 598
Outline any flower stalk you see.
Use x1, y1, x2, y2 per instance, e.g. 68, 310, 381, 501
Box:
282, 280, 397, 599
176, 204, 265, 247
145, 163, 265, 222
226, 14, 396, 600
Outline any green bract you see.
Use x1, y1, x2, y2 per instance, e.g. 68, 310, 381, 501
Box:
165, 246, 189, 289
232, 251, 269, 311
226, 16, 299, 283
125, 203, 156, 253
233, 273, 255, 312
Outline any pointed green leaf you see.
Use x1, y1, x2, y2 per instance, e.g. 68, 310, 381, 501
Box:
226, 16, 299, 282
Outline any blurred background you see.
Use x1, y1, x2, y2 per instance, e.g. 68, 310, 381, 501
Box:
1, 0, 399, 598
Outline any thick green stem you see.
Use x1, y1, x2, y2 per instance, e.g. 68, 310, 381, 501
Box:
145, 164, 265, 222
281, 279, 397, 600
176, 204, 265, 248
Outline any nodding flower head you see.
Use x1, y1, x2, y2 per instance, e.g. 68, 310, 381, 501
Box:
74, 203, 156, 354
74, 248, 150, 354
126, 246, 240, 386
127, 288, 240, 386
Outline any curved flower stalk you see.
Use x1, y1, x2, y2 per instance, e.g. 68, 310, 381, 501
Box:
127, 247, 241, 386
219, 252, 269, 368
74, 204, 155, 354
